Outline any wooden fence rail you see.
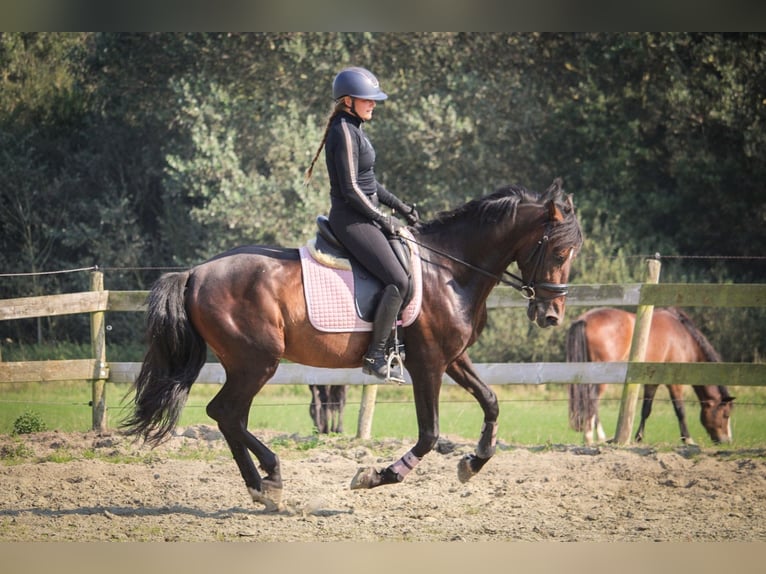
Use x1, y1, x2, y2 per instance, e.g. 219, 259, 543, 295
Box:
1, 267, 765, 441
5, 359, 762, 388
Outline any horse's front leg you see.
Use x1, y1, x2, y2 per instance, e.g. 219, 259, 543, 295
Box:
351, 368, 443, 490
446, 352, 498, 483
668, 385, 694, 444
634, 384, 659, 443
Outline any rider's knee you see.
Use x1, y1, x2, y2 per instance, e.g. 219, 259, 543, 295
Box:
389, 275, 409, 297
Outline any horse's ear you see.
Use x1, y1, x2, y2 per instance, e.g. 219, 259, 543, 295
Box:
547, 199, 565, 222
543, 177, 571, 222
543, 177, 564, 201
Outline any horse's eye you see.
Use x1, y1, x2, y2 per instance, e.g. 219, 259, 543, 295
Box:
553, 247, 575, 265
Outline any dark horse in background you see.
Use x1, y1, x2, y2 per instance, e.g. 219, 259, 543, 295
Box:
309, 384, 347, 434
123, 178, 583, 511
567, 307, 734, 446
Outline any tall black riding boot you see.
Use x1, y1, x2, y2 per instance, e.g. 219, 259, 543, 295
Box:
363, 284, 403, 379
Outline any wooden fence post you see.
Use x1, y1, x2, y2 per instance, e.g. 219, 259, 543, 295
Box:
613, 256, 662, 444
356, 383, 378, 439
90, 269, 108, 432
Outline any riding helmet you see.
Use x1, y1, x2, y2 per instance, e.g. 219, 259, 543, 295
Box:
332, 67, 388, 101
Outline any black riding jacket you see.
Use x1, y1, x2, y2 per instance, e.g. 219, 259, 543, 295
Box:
325, 111, 406, 222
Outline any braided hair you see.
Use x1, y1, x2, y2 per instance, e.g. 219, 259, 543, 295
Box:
304, 100, 346, 186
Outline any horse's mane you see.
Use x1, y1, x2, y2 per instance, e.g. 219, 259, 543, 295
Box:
418, 184, 533, 234
669, 307, 723, 364
669, 308, 733, 399
418, 182, 581, 247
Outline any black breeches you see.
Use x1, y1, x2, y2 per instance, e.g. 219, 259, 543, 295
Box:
328, 207, 409, 294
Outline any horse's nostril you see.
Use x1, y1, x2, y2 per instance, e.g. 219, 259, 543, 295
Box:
545, 316, 559, 327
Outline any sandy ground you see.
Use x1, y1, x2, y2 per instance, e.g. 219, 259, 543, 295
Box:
1, 425, 765, 542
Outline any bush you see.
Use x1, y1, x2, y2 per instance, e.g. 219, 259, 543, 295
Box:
12, 411, 47, 435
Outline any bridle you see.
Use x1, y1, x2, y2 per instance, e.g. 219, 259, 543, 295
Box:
512, 224, 571, 301
400, 222, 570, 302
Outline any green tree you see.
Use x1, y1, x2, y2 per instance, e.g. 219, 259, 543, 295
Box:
163, 78, 329, 259
518, 33, 766, 278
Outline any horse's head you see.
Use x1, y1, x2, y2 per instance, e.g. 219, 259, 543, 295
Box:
518, 178, 583, 328
699, 392, 735, 444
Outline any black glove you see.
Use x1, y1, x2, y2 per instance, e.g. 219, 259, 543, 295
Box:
379, 215, 403, 236
403, 203, 420, 225
391, 198, 420, 225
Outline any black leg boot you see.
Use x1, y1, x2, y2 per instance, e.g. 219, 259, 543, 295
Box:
363, 285, 403, 379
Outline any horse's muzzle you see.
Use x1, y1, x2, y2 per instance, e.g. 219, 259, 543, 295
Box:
527, 302, 561, 328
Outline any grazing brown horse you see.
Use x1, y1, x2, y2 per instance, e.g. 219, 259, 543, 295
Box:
567, 307, 734, 446
123, 178, 582, 511
309, 384, 347, 434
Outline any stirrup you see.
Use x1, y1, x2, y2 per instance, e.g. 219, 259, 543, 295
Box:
385, 348, 406, 385
383, 327, 406, 384
363, 348, 405, 385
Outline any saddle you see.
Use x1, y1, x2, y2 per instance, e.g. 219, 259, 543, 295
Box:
313, 215, 414, 320
299, 216, 421, 333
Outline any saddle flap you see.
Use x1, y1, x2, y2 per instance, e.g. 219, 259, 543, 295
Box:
299, 230, 423, 333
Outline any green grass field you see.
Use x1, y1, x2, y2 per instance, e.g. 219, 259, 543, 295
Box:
1, 380, 763, 449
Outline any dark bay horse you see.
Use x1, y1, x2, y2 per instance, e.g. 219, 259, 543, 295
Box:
123, 178, 583, 511
567, 307, 734, 446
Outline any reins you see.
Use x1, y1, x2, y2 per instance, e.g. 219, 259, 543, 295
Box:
399, 225, 569, 302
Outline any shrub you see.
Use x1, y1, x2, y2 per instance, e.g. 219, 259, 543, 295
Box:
12, 411, 47, 435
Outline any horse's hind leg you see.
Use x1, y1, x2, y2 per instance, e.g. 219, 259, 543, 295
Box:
580, 383, 601, 445
595, 416, 606, 443
585, 415, 606, 445
447, 352, 499, 482
589, 384, 607, 444
329, 385, 347, 433
206, 367, 284, 511
309, 385, 329, 433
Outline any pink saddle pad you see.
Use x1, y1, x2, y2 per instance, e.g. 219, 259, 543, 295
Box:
299, 236, 422, 333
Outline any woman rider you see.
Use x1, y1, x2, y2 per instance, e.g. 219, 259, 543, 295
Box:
305, 66, 419, 379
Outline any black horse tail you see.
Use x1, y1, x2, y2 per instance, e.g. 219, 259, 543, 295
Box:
566, 318, 594, 432
122, 271, 207, 445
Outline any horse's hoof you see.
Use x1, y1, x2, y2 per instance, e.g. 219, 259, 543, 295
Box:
248, 485, 284, 512
350, 466, 378, 490
457, 454, 476, 483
